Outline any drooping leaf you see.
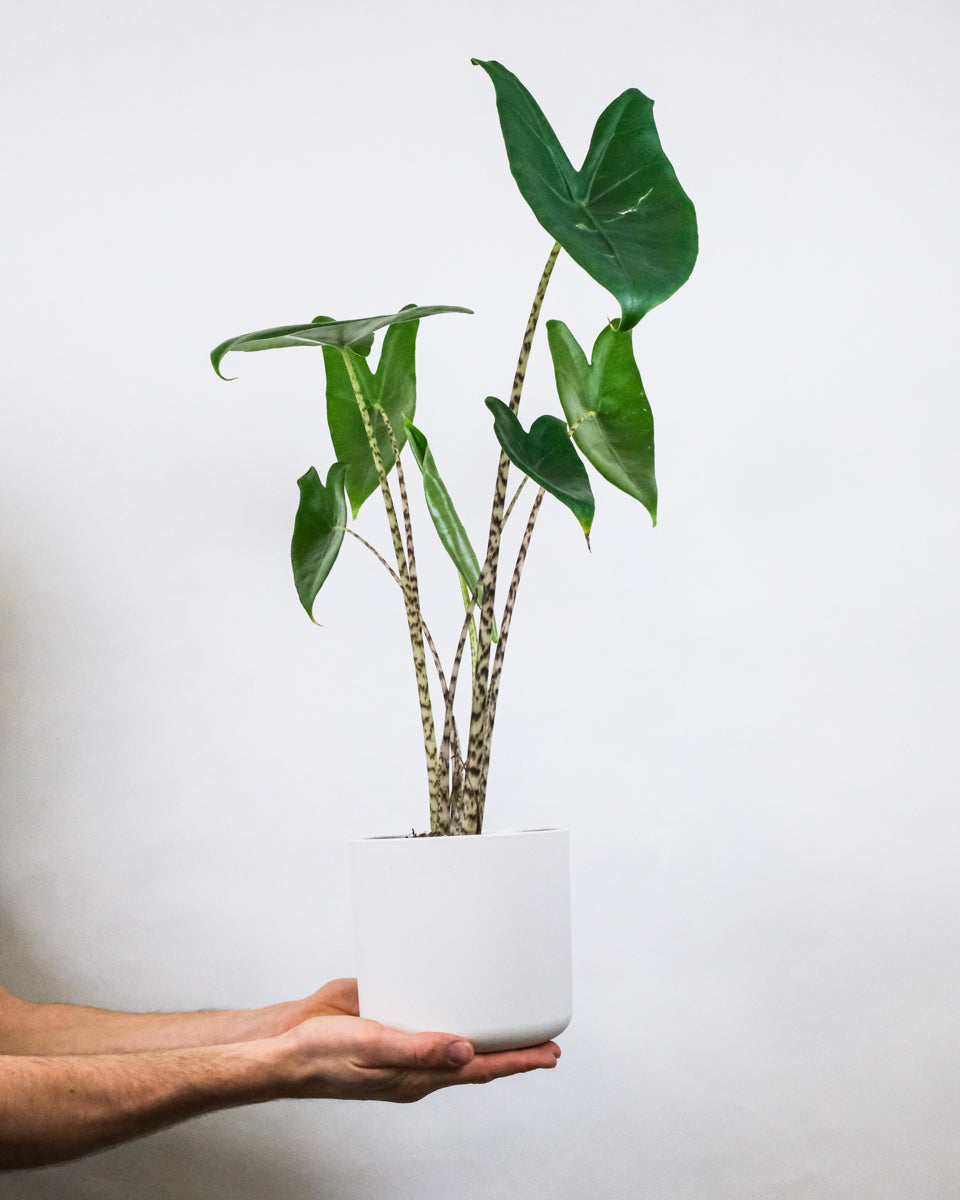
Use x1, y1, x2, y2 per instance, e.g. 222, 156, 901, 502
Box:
404, 420, 483, 592
473, 59, 697, 331
485, 397, 594, 541
404, 419, 498, 640
312, 315, 375, 358
547, 320, 657, 524
291, 463, 348, 622
210, 304, 472, 380
323, 313, 420, 517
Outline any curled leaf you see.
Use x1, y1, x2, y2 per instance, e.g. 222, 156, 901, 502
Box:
211, 304, 472, 380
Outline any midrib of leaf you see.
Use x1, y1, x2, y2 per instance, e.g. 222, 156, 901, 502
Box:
577, 409, 651, 480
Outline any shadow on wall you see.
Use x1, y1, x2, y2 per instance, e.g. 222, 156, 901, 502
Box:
0, 570, 330, 1199
6, 1112, 328, 1200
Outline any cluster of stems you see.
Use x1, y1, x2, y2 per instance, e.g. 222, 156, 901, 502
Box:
341, 243, 561, 834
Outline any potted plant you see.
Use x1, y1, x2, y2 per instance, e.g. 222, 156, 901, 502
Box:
210, 59, 698, 1050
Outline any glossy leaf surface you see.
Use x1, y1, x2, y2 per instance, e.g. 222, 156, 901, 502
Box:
473, 59, 697, 331
210, 304, 472, 380
485, 397, 594, 540
291, 463, 348, 621
405, 420, 483, 592
547, 320, 657, 524
322, 316, 420, 517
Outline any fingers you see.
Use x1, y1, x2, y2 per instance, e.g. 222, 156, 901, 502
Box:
456, 1041, 561, 1085
282, 1015, 561, 1104
364, 1024, 562, 1075
364, 1025, 477, 1070
363, 1025, 561, 1086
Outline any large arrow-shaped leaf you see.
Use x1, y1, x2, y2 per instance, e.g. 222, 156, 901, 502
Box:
485, 397, 594, 542
291, 463, 348, 622
473, 59, 697, 331
211, 304, 472, 380
322, 314, 420, 517
547, 320, 657, 524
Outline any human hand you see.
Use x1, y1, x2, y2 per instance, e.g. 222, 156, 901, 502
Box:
296, 978, 363, 1019
261, 977, 362, 1036
271, 1008, 561, 1104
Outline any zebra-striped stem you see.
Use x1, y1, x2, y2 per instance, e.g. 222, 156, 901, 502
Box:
340, 351, 443, 832
344, 527, 449, 703
343, 525, 457, 832
476, 487, 545, 829
502, 475, 528, 529
439, 589, 481, 821
460, 242, 561, 834
343, 526, 401, 586
377, 408, 420, 607
378, 407, 453, 828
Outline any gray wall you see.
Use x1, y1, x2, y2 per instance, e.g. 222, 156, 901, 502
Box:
2, 0, 958, 1196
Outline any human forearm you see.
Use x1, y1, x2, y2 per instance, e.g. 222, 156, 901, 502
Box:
0, 1040, 280, 1169
0, 986, 313, 1056
0, 1011, 560, 1168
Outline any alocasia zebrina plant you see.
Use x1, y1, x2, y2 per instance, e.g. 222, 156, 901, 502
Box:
210, 59, 698, 835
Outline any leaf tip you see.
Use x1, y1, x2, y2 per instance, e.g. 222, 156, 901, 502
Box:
210, 344, 237, 381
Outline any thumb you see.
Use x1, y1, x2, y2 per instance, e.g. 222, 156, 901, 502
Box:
369, 1026, 475, 1069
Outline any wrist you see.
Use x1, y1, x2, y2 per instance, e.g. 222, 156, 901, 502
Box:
253, 997, 314, 1040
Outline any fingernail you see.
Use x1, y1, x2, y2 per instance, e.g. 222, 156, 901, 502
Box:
448, 1040, 474, 1065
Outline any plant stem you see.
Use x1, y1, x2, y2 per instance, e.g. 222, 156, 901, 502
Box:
440, 591, 480, 782
476, 487, 545, 829
377, 409, 419, 607
343, 527, 402, 587
340, 350, 443, 832
502, 475, 529, 529
458, 241, 561, 834
343, 527, 450, 712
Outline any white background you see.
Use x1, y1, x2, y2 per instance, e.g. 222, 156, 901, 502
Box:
2, 0, 958, 1196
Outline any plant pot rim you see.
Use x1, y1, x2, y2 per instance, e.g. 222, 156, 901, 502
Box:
351, 826, 567, 843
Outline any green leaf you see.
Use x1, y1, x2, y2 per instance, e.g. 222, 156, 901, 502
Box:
210, 304, 472, 380
547, 320, 657, 524
291, 463, 348, 622
404, 420, 483, 592
312, 315, 375, 358
323, 314, 420, 517
485, 397, 595, 541
404, 419, 498, 640
473, 59, 697, 331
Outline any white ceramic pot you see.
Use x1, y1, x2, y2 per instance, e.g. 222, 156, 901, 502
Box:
349, 828, 572, 1053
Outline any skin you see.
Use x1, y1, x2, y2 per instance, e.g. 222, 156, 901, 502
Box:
0, 979, 560, 1169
